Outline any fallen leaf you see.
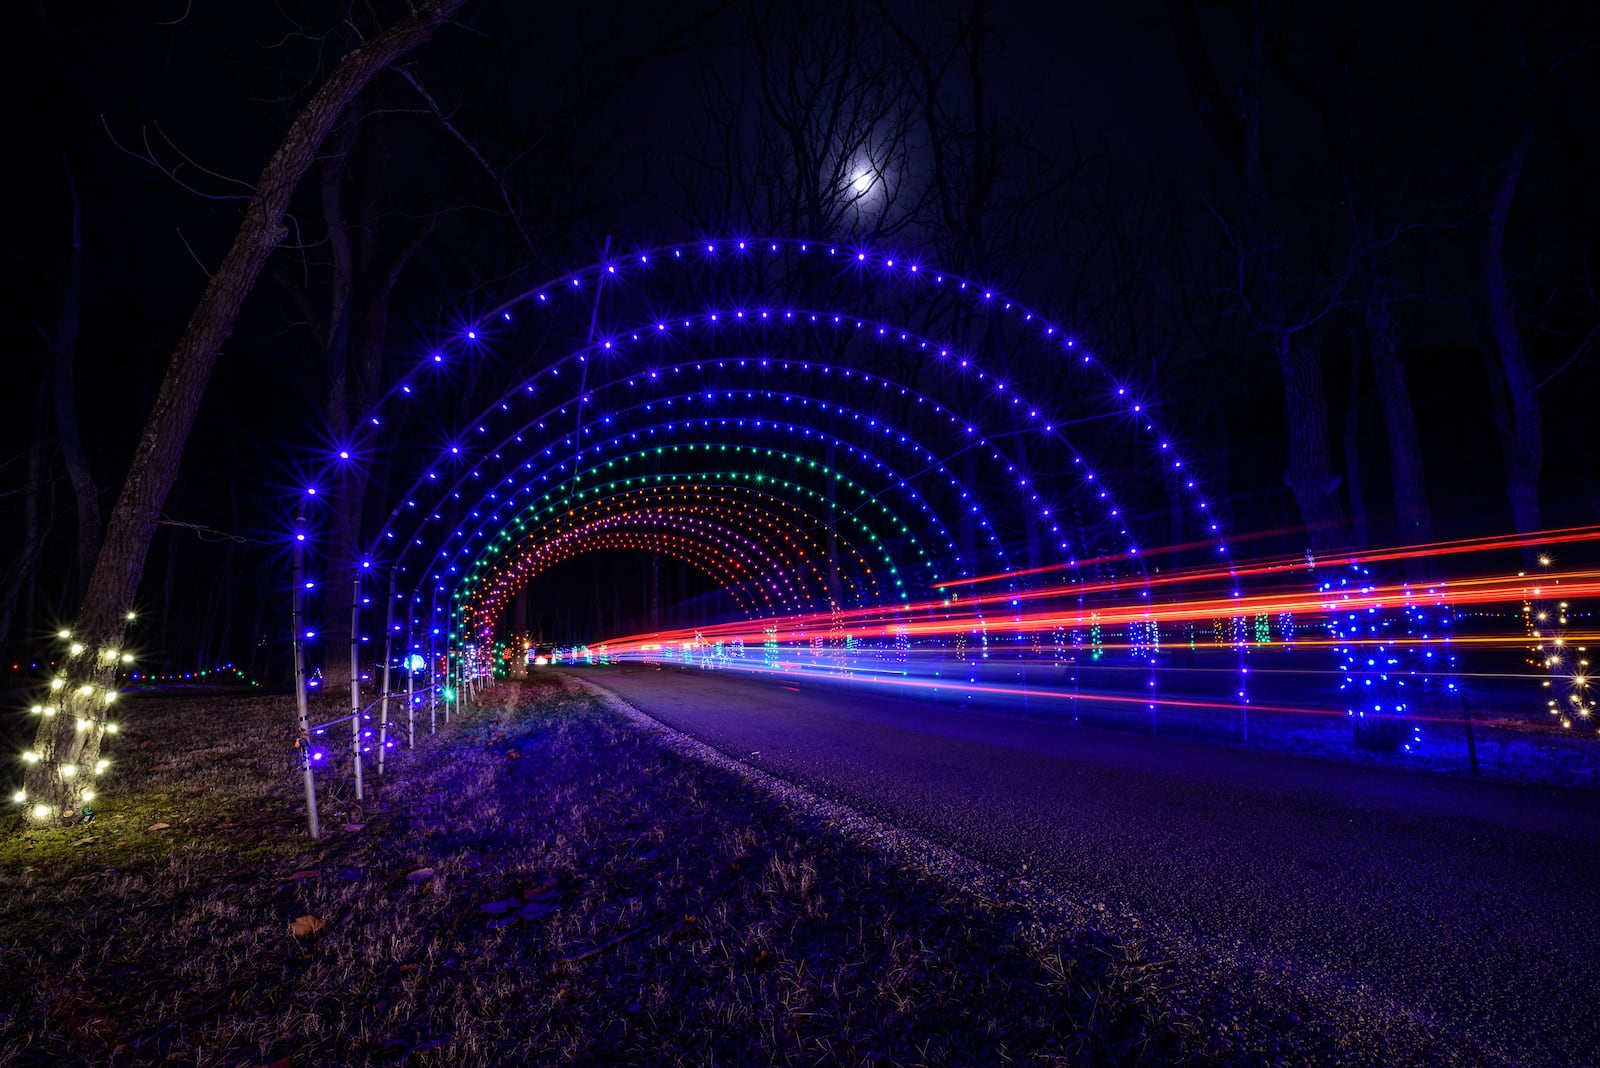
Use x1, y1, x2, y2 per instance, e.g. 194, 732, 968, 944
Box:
523, 877, 559, 900
146, 823, 171, 832
286, 870, 320, 882
486, 899, 560, 930
479, 899, 521, 915
405, 867, 437, 883
288, 915, 325, 937
342, 823, 365, 832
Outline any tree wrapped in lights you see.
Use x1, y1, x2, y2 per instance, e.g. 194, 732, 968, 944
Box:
14, 624, 132, 821
1321, 562, 1442, 753
1525, 556, 1594, 730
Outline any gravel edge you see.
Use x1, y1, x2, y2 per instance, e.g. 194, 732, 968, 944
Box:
566, 671, 1500, 1068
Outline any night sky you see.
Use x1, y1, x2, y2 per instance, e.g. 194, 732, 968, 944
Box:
4, 0, 1596, 672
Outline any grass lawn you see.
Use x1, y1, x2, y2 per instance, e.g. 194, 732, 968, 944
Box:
0, 674, 1212, 1066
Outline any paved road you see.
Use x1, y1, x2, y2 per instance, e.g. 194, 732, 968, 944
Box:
574, 663, 1600, 1067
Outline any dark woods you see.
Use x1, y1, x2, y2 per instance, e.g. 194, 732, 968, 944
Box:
3, 0, 1595, 676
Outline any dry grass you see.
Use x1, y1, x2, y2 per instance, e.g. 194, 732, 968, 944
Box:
0, 675, 1204, 1066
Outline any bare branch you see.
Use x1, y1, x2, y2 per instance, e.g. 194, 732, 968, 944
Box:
393, 64, 538, 257
101, 117, 256, 203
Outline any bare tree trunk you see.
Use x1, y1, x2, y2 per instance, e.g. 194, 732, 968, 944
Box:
1278, 334, 1347, 550
24, 0, 468, 821
1343, 342, 1369, 550
316, 111, 365, 693
1483, 117, 1543, 537
50, 159, 101, 602
1365, 294, 1434, 548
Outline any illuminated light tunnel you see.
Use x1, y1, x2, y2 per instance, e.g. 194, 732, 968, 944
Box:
293, 238, 1251, 729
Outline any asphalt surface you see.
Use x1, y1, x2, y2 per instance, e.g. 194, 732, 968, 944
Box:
575, 663, 1600, 1067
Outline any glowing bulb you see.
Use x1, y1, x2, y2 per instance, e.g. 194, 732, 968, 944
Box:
11, 790, 24, 803
70, 643, 84, 655
121, 654, 133, 664
126, 611, 136, 621
50, 678, 64, 690
79, 790, 94, 802
22, 751, 40, 763
105, 723, 119, 734
60, 765, 76, 779
32, 804, 51, 821
58, 630, 71, 639
104, 690, 117, 703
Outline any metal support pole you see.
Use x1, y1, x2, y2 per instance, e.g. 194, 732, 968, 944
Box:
379, 570, 395, 774
291, 532, 320, 839
429, 588, 438, 734
406, 608, 416, 749
350, 573, 364, 801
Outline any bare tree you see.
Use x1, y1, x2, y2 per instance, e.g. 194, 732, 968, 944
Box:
1168, 0, 1351, 550
24, 0, 468, 822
